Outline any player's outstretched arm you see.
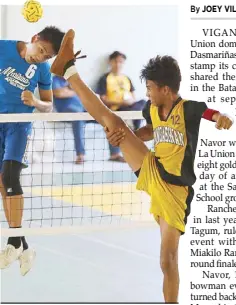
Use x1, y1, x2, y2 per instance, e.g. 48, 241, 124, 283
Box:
212, 112, 233, 130
202, 108, 233, 130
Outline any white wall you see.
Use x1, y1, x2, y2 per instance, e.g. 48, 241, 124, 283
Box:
3, 5, 178, 99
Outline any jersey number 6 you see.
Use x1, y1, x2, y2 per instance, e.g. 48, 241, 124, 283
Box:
25, 65, 37, 79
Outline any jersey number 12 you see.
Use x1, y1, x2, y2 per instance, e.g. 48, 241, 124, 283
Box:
171, 115, 180, 125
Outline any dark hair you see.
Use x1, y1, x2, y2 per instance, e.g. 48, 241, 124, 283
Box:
140, 55, 181, 93
37, 26, 65, 54
109, 51, 127, 61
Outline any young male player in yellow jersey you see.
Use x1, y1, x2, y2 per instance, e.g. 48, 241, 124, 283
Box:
50, 29, 233, 303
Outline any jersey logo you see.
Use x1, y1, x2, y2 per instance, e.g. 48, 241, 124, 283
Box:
0, 64, 37, 90
153, 126, 184, 146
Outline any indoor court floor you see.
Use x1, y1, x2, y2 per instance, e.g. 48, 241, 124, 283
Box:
1, 225, 162, 303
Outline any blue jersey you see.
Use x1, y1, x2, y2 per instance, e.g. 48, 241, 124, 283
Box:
0, 40, 52, 113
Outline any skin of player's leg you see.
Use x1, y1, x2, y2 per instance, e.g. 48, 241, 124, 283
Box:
67, 74, 149, 172
0, 174, 10, 224
159, 217, 181, 303
0, 175, 23, 227
5, 195, 24, 228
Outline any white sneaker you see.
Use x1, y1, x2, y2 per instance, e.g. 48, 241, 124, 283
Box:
19, 248, 36, 276
0, 244, 23, 269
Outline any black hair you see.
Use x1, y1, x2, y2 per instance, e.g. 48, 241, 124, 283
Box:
140, 55, 181, 93
37, 26, 65, 54
109, 51, 127, 61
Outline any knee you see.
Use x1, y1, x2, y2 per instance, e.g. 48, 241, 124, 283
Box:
2, 161, 23, 196
160, 251, 178, 274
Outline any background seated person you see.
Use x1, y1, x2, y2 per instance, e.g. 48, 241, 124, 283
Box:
96, 51, 146, 162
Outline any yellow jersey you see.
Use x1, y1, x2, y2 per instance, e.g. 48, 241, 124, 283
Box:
143, 97, 207, 186
96, 72, 135, 110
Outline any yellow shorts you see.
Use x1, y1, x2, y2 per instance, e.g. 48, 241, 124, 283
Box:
136, 151, 194, 233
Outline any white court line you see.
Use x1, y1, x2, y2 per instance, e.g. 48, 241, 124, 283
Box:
31, 242, 105, 271
1, 198, 158, 261
73, 234, 158, 261
1, 213, 158, 262
31, 241, 160, 286
23, 220, 158, 263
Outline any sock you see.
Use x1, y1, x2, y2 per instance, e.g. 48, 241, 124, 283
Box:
7, 236, 21, 249
64, 65, 77, 80
21, 236, 28, 251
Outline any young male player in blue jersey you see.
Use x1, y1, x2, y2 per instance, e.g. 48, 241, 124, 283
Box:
0, 26, 64, 276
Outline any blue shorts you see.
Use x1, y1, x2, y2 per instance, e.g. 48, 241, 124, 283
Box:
0, 122, 32, 170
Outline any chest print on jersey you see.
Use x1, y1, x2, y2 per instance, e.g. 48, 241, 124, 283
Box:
153, 126, 184, 146
0, 64, 37, 90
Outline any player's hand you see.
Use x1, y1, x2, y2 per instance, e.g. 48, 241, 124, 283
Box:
215, 114, 233, 130
104, 127, 125, 147
21, 90, 36, 107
